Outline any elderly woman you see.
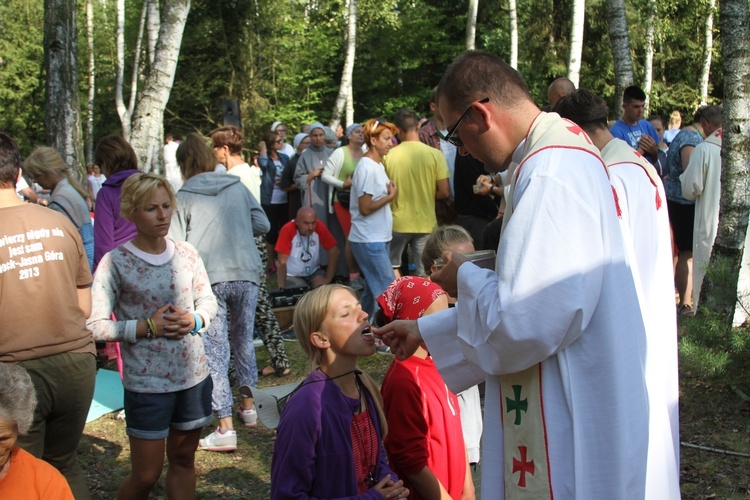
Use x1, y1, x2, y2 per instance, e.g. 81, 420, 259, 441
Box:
349, 118, 399, 316
322, 123, 365, 287
24, 147, 94, 270
293, 122, 332, 224
171, 134, 271, 451
0, 363, 74, 498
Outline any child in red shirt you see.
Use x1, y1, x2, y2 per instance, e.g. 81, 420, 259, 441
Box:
378, 277, 475, 499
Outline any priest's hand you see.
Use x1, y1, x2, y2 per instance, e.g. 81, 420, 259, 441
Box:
375, 320, 423, 360
430, 251, 468, 298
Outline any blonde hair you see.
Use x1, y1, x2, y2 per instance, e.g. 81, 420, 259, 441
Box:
293, 284, 388, 435
24, 147, 89, 200
177, 133, 215, 180
421, 225, 473, 272
362, 118, 398, 148
120, 173, 176, 221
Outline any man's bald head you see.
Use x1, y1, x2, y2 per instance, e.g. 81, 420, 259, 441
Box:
547, 77, 576, 108
295, 206, 318, 236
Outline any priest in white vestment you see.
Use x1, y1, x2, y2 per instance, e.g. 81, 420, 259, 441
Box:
680, 106, 723, 312
679, 105, 750, 326
555, 89, 680, 500
377, 52, 651, 499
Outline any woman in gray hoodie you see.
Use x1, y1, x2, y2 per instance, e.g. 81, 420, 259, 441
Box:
170, 134, 270, 452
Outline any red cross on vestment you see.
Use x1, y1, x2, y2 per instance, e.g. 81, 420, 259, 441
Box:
512, 445, 535, 487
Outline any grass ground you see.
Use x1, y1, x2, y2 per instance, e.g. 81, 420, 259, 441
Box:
80, 339, 394, 499
80, 316, 750, 499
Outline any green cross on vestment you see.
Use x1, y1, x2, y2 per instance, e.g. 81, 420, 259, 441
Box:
506, 384, 528, 425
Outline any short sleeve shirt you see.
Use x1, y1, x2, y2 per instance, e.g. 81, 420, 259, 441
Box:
664, 128, 703, 204
349, 157, 393, 243
0, 204, 94, 362
276, 220, 337, 276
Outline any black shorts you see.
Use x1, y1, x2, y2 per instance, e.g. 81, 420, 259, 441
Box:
667, 200, 695, 253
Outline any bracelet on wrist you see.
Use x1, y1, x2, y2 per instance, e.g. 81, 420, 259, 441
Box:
145, 318, 157, 339
190, 313, 202, 335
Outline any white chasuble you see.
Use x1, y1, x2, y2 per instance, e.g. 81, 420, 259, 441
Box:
603, 138, 681, 500
420, 112, 650, 499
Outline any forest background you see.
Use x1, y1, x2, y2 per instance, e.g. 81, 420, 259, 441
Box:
0, 0, 723, 166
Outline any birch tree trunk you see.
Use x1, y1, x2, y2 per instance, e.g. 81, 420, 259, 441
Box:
643, 0, 656, 114
567, 0, 585, 87
115, 0, 128, 137
509, 0, 518, 69
116, 0, 148, 140
346, 82, 354, 127
86, 0, 95, 165
607, 0, 634, 114
146, 0, 160, 66
699, 0, 750, 329
699, 0, 716, 105
330, 0, 357, 130
44, 0, 82, 169
129, 0, 191, 171
466, 0, 479, 50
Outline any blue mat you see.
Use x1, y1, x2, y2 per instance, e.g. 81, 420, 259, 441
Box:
86, 369, 124, 423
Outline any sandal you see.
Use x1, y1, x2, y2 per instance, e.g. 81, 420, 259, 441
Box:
258, 365, 291, 377
258, 365, 276, 377
679, 304, 695, 317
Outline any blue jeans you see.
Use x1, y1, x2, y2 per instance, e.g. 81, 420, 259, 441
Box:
204, 281, 259, 419
350, 241, 396, 317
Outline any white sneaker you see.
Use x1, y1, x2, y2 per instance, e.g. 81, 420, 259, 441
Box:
238, 405, 258, 428
198, 427, 237, 452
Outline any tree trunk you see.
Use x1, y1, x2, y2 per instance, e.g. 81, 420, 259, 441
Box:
146, 0, 160, 66
699, 0, 716, 106
346, 81, 354, 127
643, 0, 655, 114
509, 0, 518, 69
607, 0, 634, 114
466, 0, 479, 50
567, 0, 585, 87
129, 0, 191, 171
86, 0, 95, 165
115, 0, 128, 137
116, 0, 148, 140
44, 0, 82, 169
330, 0, 357, 130
699, 0, 750, 329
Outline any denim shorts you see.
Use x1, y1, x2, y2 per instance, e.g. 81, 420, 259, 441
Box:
124, 376, 214, 440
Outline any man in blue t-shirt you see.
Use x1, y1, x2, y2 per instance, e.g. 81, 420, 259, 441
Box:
610, 86, 660, 166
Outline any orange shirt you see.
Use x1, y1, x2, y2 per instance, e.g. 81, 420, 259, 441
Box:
0, 447, 73, 499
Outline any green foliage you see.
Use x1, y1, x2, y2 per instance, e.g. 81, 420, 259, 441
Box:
680, 253, 750, 381
679, 311, 750, 381
0, 0, 729, 151
0, 0, 45, 154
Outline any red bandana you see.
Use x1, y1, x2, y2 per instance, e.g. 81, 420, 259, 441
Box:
376, 276, 446, 322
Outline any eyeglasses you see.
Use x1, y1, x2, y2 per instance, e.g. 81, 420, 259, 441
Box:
275, 139, 284, 144
443, 97, 490, 148
277, 128, 287, 134
212, 144, 222, 149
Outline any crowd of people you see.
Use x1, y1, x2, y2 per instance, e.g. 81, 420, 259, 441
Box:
0, 48, 740, 499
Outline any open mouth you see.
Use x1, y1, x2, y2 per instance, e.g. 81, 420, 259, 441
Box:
361, 325, 373, 338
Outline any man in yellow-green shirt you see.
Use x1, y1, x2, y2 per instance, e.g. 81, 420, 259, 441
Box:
384, 108, 451, 276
